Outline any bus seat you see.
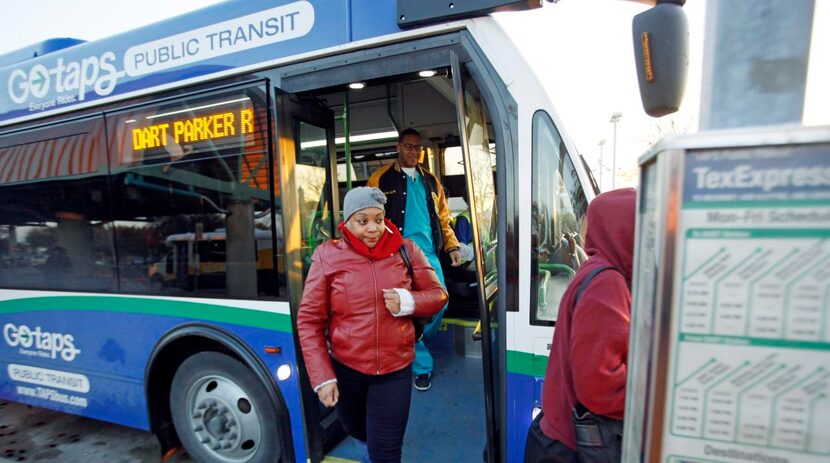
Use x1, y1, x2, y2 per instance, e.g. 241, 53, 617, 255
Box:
443, 259, 479, 318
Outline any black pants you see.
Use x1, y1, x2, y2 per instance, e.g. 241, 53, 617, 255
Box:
524, 413, 579, 463
333, 360, 412, 463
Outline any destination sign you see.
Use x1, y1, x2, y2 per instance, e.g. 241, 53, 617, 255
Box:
131, 108, 255, 150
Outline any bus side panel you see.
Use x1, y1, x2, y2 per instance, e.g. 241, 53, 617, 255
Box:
506, 371, 541, 462
0, 305, 305, 460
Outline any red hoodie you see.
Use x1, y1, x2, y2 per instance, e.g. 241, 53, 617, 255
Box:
539, 188, 637, 450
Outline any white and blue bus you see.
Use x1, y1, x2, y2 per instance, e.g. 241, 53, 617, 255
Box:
0, 1, 680, 461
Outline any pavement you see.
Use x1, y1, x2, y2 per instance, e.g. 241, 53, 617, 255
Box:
0, 399, 191, 463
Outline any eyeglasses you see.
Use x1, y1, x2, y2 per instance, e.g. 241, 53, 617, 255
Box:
400, 143, 424, 152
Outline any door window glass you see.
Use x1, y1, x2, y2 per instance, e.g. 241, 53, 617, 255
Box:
296, 121, 333, 274
455, 60, 501, 460
460, 73, 498, 297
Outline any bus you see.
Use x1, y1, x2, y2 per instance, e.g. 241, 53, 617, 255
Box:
149, 228, 282, 294
0, 1, 683, 461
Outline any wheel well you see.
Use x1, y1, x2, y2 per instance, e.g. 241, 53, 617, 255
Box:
145, 324, 294, 461
146, 334, 234, 453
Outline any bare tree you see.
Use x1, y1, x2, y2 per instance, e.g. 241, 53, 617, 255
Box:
640, 113, 698, 148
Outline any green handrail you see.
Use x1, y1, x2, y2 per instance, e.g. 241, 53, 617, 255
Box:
538, 262, 575, 276
335, 91, 352, 190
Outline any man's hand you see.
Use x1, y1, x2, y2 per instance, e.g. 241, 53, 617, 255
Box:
449, 249, 463, 266
382, 289, 401, 314
317, 382, 339, 407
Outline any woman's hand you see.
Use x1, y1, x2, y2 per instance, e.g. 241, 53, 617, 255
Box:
317, 382, 339, 407
382, 288, 401, 314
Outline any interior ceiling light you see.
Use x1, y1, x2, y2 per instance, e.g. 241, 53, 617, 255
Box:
301, 130, 399, 149
348, 82, 366, 90
418, 69, 437, 78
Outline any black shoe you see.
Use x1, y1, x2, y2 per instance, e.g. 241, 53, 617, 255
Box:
414, 373, 431, 391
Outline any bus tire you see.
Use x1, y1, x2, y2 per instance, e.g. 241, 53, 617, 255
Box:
170, 352, 281, 463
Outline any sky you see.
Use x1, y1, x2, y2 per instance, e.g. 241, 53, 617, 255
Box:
0, 0, 825, 191
493, 0, 707, 189
495, 0, 826, 189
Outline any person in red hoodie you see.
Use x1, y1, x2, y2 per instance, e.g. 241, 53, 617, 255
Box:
525, 188, 636, 463
298, 187, 447, 463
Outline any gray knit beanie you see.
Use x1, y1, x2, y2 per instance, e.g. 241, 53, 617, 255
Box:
343, 187, 387, 220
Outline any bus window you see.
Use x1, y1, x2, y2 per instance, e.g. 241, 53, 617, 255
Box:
530, 111, 588, 325
107, 85, 282, 299
196, 239, 226, 263
0, 117, 117, 292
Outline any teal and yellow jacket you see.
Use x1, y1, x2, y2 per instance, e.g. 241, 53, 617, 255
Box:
367, 162, 459, 254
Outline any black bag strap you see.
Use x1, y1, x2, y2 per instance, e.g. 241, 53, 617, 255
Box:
572, 264, 626, 457
399, 245, 414, 279
574, 266, 613, 309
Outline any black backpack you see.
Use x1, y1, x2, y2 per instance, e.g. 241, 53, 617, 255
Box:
398, 245, 433, 342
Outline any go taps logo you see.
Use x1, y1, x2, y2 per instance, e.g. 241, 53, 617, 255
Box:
7, 51, 120, 104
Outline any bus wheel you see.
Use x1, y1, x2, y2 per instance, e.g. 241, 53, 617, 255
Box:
170, 352, 280, 463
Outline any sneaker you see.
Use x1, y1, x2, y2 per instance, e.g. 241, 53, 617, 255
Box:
414, 373, 432, 391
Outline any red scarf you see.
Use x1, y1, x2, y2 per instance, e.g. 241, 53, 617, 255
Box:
338, 218, 403, 260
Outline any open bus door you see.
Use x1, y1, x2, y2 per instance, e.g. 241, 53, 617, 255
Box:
273, 90, 342, 462
452, 52, 503, 462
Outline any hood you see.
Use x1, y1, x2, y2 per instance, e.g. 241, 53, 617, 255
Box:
583, 188, 637, 285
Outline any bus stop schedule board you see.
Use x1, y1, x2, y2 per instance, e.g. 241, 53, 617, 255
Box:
661, 144, 830, 462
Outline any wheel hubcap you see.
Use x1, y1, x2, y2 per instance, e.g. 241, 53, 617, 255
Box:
186, 375, 261, 462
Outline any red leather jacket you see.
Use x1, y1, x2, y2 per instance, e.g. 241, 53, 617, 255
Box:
297, 238, 447, 388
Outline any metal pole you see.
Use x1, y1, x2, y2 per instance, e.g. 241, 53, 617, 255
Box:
610, 112, 621, 190
343, 92, 352, 190
225, 200, 257, 299
612, 122, 616, 190
335, 92, 353, 190
598, 139, 606, 190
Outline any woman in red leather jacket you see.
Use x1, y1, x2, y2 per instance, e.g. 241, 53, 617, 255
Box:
297, 187, 447, 463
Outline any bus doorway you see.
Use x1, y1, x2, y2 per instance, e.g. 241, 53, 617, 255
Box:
281, 44, 506, 462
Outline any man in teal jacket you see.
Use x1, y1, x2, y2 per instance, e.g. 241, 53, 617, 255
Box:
368, 128, 463, 391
